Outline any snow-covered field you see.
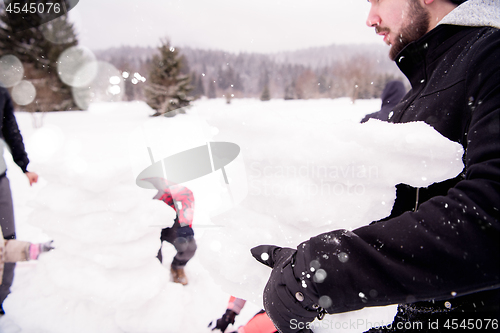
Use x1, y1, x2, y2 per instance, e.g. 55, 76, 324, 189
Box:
0, 98, 464, 332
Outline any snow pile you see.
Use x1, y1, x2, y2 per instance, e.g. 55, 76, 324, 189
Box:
0, 98, 464, 332
192, 100, 464, 304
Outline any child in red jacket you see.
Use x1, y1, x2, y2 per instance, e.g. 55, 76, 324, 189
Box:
143, 177, 196, 285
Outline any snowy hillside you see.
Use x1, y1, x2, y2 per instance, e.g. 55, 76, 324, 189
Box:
0, 98, 464, 333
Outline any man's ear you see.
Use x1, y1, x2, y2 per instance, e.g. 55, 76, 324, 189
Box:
424, 0, 435, 4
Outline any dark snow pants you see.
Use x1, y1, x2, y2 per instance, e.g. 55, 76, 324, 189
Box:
0, 176, 16, 306
157, 220, 197, 268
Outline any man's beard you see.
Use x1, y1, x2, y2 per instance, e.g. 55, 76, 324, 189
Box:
378, 0, 431, 60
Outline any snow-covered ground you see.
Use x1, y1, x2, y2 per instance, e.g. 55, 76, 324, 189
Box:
0, 98, 464, 332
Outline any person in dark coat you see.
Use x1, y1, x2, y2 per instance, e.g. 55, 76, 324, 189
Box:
0, 86, 38, 314
252, 0, 499, 332
360, 80, 406, 123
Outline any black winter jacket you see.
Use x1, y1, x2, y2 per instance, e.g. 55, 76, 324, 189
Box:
302, 23, 500, 315
0, 87, 29, 176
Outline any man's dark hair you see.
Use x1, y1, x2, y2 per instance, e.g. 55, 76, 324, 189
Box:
449, 0, 468, 4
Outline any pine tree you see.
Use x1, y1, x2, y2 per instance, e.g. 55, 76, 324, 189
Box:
196, 74, 205, 97
145, 40, 193, 116
260, 84, 271, 101
259, 68, 271, 101
207, 79, 217, 99
0, 2, 79, 111
318, 73, 329, 95
189, 72, 205, 98
284, 81, 296, 100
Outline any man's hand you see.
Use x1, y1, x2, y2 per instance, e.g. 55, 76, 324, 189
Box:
25, 171, 38, 186
251, 245, 325, 333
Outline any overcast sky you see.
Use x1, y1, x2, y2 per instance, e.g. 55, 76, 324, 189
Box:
71, 0, 382, 53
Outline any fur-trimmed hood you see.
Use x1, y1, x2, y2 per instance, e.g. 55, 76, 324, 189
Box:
439, 0, 500, 29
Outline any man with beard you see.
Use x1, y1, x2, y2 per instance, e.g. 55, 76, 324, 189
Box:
252, 0, 499, 332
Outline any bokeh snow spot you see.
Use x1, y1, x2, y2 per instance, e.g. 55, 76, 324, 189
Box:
11, 80, 36, 105
310, 259, 321, 271
0, 55, 24, 88
338, 252, 349, 263
26, 124, 65, 162
57, 45, 98, 88
319, 295, 333, 309
313, 269, 327, 283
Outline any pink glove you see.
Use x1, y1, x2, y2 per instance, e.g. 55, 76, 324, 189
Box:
29, 241, 54, 260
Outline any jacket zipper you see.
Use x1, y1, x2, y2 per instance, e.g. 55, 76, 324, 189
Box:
414, 188, 420, 212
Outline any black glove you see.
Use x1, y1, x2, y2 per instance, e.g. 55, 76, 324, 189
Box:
251, 245, 326, 333
208, 309, 237, 332
40, 240, 55, 253
176, 225, 194, 239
